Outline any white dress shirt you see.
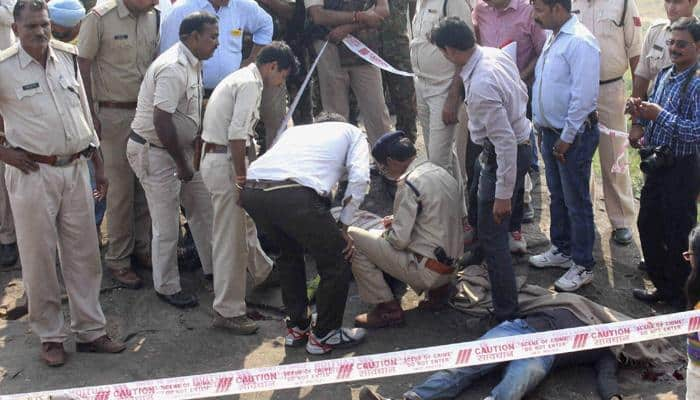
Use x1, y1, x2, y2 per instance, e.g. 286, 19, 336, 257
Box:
247, 122, 371, 225
461, 46, 531, 200
532, 15, 600, 143
159, 0, 273, 89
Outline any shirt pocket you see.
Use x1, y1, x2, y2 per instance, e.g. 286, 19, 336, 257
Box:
417, 8, 441, 39
58, 75, 82, 109
596, 9, 623, 39
185, 82, 201, 121
14, 83, 46, 116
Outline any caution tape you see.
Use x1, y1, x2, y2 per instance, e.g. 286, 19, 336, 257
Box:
3, 310, 698, 400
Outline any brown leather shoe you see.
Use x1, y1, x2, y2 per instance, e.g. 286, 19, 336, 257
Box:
418, 284, 451, 311
110, 267, 142, 289
76, 335, 126, 353
41, 342, 66, 367
212, 312, 259, 335
354, 299, 404, 329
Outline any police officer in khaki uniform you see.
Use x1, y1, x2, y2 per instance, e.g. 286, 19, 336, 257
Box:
572, 0, 643, 245
305, 0, 393, 145
349, 132, 463, 328
201, 42, 296, 334
0, 0, 18, 267
127, 11, 218, 308
77, 0, 159, 288
0, 0, 125, 366
411, 0, 471, 223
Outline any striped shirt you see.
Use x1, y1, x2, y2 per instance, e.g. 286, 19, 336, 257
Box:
643, 64, 700, 157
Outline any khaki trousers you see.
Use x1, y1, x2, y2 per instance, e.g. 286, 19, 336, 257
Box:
313, 40, 393, 145
98, 108, 151, 269
260, 83, 287, 148
200, 152, 273, 318
415, 80, 469, 218
126, 140, 213, 295
6, 161, 106, 343
349, 227, 450, 304
592, 79, 636, 229
0, 161, 15, 244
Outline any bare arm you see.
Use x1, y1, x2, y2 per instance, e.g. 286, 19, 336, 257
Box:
242, 44, 264, 67
153, 108, 192, 181
520, 57, 537, 85
258, 0, 295, 20
308, 4, 385, 29
229, 139, 247, 182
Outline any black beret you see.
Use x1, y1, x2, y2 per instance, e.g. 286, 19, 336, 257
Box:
371, 131, 406, 163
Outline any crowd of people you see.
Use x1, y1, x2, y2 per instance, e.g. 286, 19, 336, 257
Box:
0, 0, 698, 398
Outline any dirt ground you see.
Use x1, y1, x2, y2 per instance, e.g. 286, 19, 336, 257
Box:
0, 132, 689, 400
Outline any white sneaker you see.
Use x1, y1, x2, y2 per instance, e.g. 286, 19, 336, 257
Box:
285, 324, 310, 347
306, 327, 367, 355
509, 231, 527, 254
529, 246, 574, 269
554, 264, 594, 292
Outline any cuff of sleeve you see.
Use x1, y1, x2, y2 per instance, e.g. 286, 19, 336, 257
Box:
560, 129, 576, 144
495, 185, 513, 200
656, 109, 672, 128
339, 205, 356, 226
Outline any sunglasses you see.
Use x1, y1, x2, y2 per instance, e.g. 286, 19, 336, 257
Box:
684, 251, 695, 261
666, 39, 692, 49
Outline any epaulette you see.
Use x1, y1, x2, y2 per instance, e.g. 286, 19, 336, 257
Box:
0, 44, 18, 63
91, 0, 117, 16
50, 39, 78, 55
649, 19, 668, 29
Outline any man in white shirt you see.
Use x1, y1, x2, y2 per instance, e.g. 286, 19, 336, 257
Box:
240, 113, 370, 355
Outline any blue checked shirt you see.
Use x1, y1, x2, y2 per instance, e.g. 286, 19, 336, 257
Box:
159, 0, 273, 90
643, 64, 700, 157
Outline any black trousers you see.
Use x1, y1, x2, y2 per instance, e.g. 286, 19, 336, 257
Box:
638, 153, 700, 304
241, 186, 351, 337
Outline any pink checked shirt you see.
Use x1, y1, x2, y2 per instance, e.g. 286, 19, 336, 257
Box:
472, 0, 546, 74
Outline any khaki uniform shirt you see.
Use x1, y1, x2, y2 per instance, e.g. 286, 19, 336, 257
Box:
131, 42, 202, 148
0, 0, 14, 50
410, 0, 472, 96
78, 0, 159, 102
0, 41, 100, 156
571, 0, 642, 81
635, 17, 698, 84
385, 157, 463, 260
202, 63, 262, 146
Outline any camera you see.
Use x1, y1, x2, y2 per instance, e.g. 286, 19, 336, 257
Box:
639, 145, 675, 174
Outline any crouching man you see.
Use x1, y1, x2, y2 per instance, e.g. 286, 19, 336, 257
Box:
349, 131, 463, 328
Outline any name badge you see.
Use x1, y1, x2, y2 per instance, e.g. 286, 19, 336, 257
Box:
653, 44, 664, 51
231, 29, 242, 37
22, 83, 39, 90
114, 34, 129, 40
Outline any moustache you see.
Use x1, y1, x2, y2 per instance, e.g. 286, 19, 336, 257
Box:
671, 52, 682, 57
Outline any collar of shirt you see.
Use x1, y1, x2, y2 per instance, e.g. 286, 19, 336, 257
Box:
544, 14, 578, 50
247, 62, 263, 85
177, 42, 200, 69
193, 0, 227, 14
116, 0, 134, 19
18, 43, 58, 69
487, 0, 518, 13
399, 156, 429, 181
459, 46, 484, 87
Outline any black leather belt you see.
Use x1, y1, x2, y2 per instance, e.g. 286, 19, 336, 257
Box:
129, 131, 165, 150
600, 76, 623, 85
245, 179, 303, 190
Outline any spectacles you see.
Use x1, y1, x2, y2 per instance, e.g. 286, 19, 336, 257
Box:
666, 39, 692, 49
684, 251, 695, 261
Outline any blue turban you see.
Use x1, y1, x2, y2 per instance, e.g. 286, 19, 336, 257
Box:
48, 0, 86, 28
371, 131, 407, 164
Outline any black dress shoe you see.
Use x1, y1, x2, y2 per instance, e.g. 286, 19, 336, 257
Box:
0, 242, 19, 267
157, 291, 198, 308
632, 288, 662, 303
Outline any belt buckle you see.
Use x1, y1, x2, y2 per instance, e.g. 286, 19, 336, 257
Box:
53, 155, 73, 167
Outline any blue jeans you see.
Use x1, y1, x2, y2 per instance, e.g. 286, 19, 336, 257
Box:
408, 319, 555, 400
477, 143, 531, 321
88, 160, 106, 228
540, 127, 599, 269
